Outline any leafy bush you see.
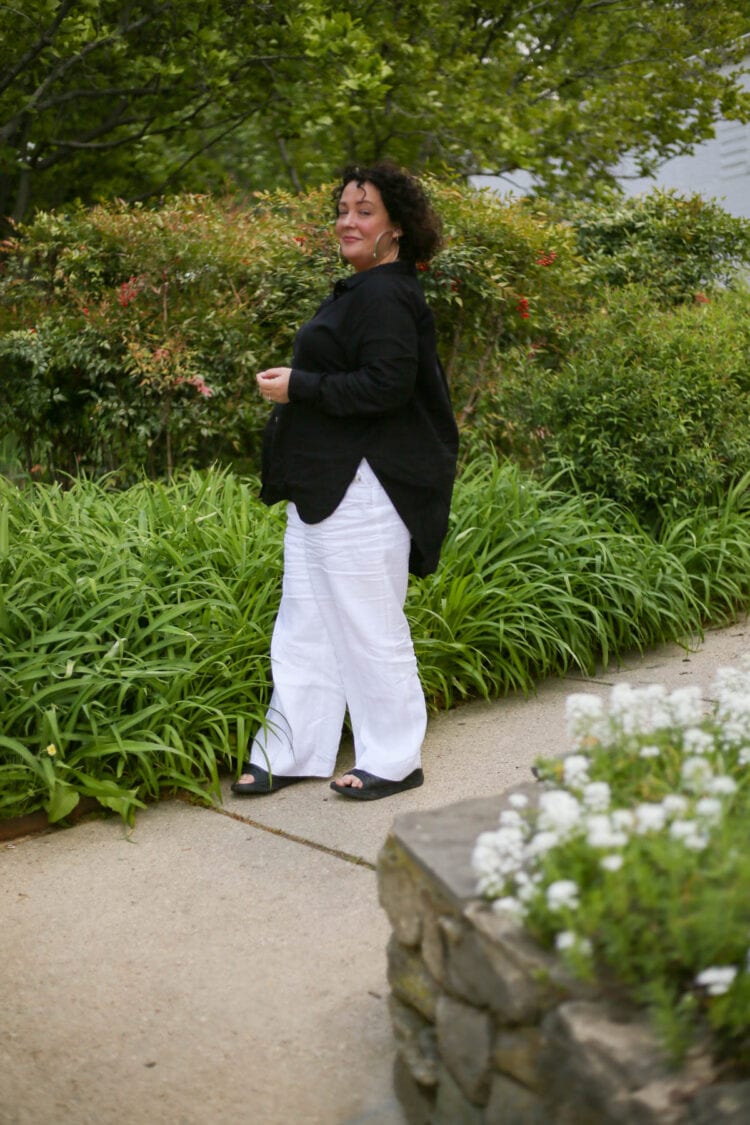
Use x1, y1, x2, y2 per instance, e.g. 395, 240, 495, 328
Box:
472, 284, 750, 524
0, 191, 345, 479
3, 182, 749, 489
409, 457, 702, 707
473, 663, 750, 1066
565, 189, 750, 304
11, 183, 749, 482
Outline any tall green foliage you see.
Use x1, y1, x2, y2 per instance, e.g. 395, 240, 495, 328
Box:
3, 458, 750, 824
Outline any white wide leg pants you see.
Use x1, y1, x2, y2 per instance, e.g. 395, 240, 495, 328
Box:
249, 460, 427, 781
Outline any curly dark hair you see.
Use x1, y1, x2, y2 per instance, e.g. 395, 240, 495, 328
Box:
333, 160, 442, 264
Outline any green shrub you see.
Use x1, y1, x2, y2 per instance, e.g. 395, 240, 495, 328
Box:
472, 284, 750, 524
564, 189, 750, 304
0, 182, 588, 478
409, 456, 702, 706
0, 191, 344, 479
3, 184, 749, 486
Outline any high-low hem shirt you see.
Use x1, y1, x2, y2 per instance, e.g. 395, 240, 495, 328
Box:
260, 260, 459, 577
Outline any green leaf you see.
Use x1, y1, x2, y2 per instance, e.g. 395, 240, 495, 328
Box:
44, 783, 80, 824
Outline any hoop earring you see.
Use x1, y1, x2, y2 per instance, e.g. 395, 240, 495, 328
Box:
373, 230, 400, 261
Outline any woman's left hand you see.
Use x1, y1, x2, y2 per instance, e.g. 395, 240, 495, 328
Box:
257, 367, 291, 404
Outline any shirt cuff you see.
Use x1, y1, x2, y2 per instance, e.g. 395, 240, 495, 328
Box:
288, 368, 321, 404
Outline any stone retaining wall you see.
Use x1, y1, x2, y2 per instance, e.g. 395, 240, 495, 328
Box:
376, 787, 750, 1124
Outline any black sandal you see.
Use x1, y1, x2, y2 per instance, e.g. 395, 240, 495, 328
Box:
231, 764, 310, 795
329, 767, 424, 802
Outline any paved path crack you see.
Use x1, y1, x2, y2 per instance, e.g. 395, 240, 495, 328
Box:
208, 803, 376, 870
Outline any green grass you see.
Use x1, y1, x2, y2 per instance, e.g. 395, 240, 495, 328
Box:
1, 457, 749, 824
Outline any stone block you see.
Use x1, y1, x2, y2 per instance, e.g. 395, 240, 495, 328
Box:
436, 993, 493, 1105
389, 994, 440, 1088
420, 893, 448, 984
443, 910, 562, 1023
393, 1053, 436, 1125
687, 1079, 750, 1123
387, 933, 441, 1023
377, 835, 424, 947
541, 999, 671, 1121
390, 795, 510, 903
485, 1073, 549, 1124
613, 1076, 690, 1125
433, 1064, 486, 1125
493, 1026, 546, 1090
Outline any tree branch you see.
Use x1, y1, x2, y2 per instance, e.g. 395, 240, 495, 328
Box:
24, 4, 171, 113
0, 0, 77, 97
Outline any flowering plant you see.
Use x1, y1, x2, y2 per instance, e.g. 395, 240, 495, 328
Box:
472, 663, 750, 1063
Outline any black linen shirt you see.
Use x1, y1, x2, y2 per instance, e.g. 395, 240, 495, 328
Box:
259, 260, 459, 576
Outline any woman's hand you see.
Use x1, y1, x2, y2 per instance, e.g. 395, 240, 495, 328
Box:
257, 367, 291, 404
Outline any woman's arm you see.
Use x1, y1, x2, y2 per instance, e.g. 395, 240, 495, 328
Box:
288, 290, 421, 417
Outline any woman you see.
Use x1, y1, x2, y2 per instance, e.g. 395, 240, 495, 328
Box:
232, 160, 458, 801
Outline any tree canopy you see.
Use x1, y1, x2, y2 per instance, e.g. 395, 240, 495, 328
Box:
2, 0, 749, 222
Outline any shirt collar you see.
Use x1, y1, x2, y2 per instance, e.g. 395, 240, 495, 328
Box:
333, 260, 415, 297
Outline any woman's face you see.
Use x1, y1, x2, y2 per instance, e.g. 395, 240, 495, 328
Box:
336, 180, 401, 272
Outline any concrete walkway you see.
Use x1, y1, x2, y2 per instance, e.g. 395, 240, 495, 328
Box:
1, 621, 748, 1125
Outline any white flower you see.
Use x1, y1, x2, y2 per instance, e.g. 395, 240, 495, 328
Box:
508, 792, 529, 809
563, 754, 591, 788
682, 728, 715, 756
713, 665, 750, 748
669, 818, 696, 840
661, 794, 689, 818
499, 808, 524, 828
681, 756, 714, 792
669, 819, 709, 850
586, 814, 628, 850
708, 775, 737, 797
739, 748, 750, 766
565, 693, 606, 747
515, 872, 541, 904
555, 930, 577, 951
634, 802, 667, 834
639, 744, 661, 759
610, 683, 671, 737
525, 830, 561, 858
491, 896, 526, 920
666, 687, 705, 728
538, 790, 582, 838
601, 854, 624, 872
695, 965, 737, 996
582, 781, 611, 811
694, 797, 723, 823
472, 826, 526, 893
555, 930, 592, 956
546, 879, 580, 911
611, 808, 636, 832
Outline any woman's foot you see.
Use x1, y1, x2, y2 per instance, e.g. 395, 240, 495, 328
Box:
332, 771, 364, 791
330, 767, 424, 801
231, 763, 309, 795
